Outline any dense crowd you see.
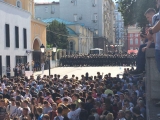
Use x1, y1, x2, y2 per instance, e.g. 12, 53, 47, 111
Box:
60, 54, 137, 67
0, 67, 145, 120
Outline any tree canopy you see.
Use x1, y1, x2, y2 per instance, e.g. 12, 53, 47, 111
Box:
117, 0, 157, 27
47, 20, 69, 49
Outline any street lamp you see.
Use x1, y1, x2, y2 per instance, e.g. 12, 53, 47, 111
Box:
40, 44, 57, 76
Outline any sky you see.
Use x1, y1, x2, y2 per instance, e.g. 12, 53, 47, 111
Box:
35, 0, 59, 3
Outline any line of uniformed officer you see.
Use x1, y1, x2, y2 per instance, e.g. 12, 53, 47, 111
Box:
60, 53, 137, 67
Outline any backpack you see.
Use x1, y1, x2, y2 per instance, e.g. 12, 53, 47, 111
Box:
79, 109, 88, 120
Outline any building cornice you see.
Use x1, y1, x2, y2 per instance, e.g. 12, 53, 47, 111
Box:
0, 1, 30, 15
31, 18, 47, 26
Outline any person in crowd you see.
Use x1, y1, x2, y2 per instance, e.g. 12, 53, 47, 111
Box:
43, 101, 52, 114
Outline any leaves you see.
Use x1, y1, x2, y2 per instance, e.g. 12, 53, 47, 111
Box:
117, 0, 157, 27
47, 20, 69, 49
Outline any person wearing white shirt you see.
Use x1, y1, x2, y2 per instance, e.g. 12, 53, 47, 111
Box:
67, 104, 81, 120
6, 98, 17, 118
11, 101, 23, 117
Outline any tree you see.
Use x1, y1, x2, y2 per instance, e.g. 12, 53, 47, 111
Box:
47, 20, 69, 49
117, 0, 157, 27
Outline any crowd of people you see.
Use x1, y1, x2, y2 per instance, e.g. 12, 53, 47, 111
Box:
60, 53, 137, 67
0, 67, 145, 120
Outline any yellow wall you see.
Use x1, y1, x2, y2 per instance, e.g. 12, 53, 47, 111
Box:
68, 37, 79, 51
31, 19, 46, 50
4, 0, 35, 17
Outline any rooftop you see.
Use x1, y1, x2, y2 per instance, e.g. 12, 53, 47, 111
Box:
42, 18, 85, 26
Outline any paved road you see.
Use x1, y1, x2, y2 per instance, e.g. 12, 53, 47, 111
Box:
34, 66, 132, 78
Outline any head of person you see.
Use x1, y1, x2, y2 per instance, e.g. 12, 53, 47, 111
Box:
42, 114, 50, 120
43, 101, 49, 107
72, 93, 79, 101
125, 110, 132, 120
10, 97, 16, 105
124, 99, 130, 108
36, 107, 43, 115
144, 8, 156, 23
88, 115, 95, 120
105, 113, 114, 120
23, 100, 29, 107
0, 99, 5, 107
70, 103, 76, 111
52, 103, 57, 111
118, 110, 125, 119
22, 107, 29, 116
57, 106, 63, 115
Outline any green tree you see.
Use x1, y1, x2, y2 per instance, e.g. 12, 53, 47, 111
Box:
47, 20, 69, 49
117, 0, 156, 27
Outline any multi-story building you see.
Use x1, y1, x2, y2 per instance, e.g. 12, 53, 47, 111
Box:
127, 25, 141, 50
0, 0, 47, 76
114, 1, 125, 51
35, 0, 115, 53
43, 18, 94, 54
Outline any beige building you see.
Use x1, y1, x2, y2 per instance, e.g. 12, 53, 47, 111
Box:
43, 18, 94, 55
4, 0, 47, 62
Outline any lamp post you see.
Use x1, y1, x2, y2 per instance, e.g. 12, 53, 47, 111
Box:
40, 44, 57, 76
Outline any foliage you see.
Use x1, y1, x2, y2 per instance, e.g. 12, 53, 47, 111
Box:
117, 0, 157, 27
47, 20, 69, 49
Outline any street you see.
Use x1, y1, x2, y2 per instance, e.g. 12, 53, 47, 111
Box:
34, 66, 131, 78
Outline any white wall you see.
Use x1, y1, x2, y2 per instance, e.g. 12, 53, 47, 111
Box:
0, 1, 31, 76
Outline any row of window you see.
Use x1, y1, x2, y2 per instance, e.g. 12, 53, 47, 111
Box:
1, 55, 27, 68
129, 33, 139, 37
73, 13, 98, 21
130, 38, 139, 45
5, 24, 27, 49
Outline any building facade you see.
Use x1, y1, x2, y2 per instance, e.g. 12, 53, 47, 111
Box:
35, 1, 60, 20
1, 0, 47, 76
35, 0, 115, 53
43, 18, 94, 54
127, 25, 141, 50
114, 1, 125, 51
0, 1, 31, 76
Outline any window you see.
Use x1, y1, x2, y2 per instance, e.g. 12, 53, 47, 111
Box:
135, 38, 138, 45
135, 33, 139, 37
6, 56, 10, 67
51, 6, 55, 14
94, 13, 98, 20
74, 14, 77, 21
16, 0, 21, 8
23, 28, 27, 49
130, 39, 133, 45
15, 26, 19, 48
5, 24, 10, 47
130, 34, 133, 37
70, 42, 74, 51
16, 56, 27, 64
45, 7, 48, 12
74, 0, 77, 5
